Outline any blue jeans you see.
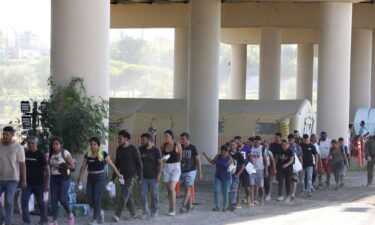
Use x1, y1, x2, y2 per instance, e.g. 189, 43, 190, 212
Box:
140, 179, 159, 216
21, 185, 48, 224
229, 175, 239, 205
50, 175, 72, 220
87, 173, 106, 220
304, 166, 313, 193
0, 180, 18, 225
214, 177, 232, 210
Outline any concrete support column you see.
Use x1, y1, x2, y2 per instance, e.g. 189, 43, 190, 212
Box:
174, 27, 189, 99
372, 31, 375, 108
51, 0, 109, 101
188, 0, 220, 158
317, 2, 352, 140
297, 44, 314, 102
229, 44, 247, 99
259, 27, 281, 100
350, 29, 373, 120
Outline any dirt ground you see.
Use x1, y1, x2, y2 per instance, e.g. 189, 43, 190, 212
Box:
13, 169, 375, 225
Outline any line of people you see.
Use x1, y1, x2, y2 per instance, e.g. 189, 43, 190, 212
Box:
0, 125, 368, 225
203, 131, 351, 212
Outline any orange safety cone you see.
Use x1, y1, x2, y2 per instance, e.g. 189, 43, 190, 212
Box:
358, 140, 362, 168
191, 184, 195, 204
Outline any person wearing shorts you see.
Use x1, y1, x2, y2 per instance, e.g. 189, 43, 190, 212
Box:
179, 132, 202, 213
161, 130, 182, 216
249, 136, 268, 205
235, 136, 252, 207
318, 131, 332, 187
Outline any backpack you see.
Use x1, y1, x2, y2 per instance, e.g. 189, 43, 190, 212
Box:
49, 149, 76, 177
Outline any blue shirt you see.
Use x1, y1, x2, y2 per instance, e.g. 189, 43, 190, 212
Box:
215, 154, 231, 181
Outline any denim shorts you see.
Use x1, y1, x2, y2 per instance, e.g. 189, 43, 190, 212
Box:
180, 170, 197, 186
249, 170, 264, 187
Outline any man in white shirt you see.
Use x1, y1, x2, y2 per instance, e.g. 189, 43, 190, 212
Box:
310, 134, 321, 189
359, 121, 370, 139
318, 131, 331, 187
0, 126, 26, 225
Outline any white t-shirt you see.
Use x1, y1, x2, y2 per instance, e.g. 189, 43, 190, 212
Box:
0, 142, 25, 181
319, 139, 331, 159
359, 127, 369, 137
250, 146, 264, 171
313, 143, 320, 165
50, 150, 72, 175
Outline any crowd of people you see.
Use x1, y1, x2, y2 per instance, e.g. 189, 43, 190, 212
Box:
0, 124, 374, 225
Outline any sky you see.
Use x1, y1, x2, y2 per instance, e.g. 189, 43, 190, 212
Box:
0, 0, 173, 48
0, 0, 51, 46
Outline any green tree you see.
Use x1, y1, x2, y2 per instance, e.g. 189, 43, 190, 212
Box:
46, 77, 109, 154
110, 35, 146, 64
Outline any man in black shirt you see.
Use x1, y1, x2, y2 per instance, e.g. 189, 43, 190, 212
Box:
269, 132, 283, 157
228, 141, 245, 211
112, 130, 143, 222
139, 133, 162, 219
300, 134, 317, 197
179, 132, 202, 213
21, 136, 50, 225
276, 140, 294, 202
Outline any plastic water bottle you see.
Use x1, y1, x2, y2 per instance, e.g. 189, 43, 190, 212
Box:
78, 182, 83, 191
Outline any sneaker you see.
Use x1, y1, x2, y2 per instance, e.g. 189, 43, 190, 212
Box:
48, 222, 57, 225
228, 204, 236, 212
334, 186, 339, 191
222, 208, 227, 213
98, 210, 104, 224
339, 183, 344, 188
276, 196, 284, 202
67, 215, 74, 225
150, 211, 158, 218
112, 215, 120, 223
235, 204, 242, 209
212, 207, 220, 212
179, 205, 186, 214
291, 195, 295, 200
284, 197, 290, 203
139, 214, 149, 220
167, 210, 176, 216
88, 220, 97, 225
265, 195, 271, 202
307, 192, 312, 197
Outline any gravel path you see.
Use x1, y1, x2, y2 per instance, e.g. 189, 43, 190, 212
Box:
13, 170, 375, 225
